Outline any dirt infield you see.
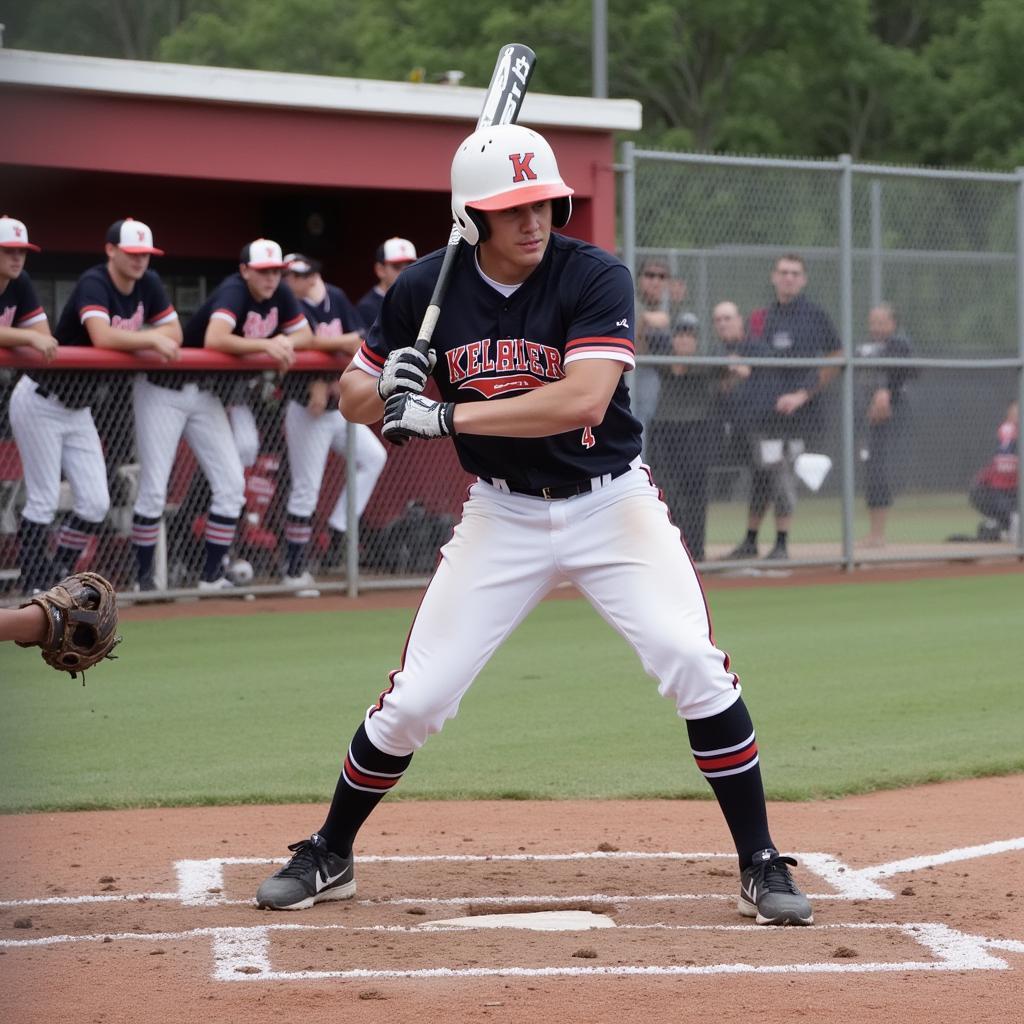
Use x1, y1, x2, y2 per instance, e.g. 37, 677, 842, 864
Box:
2, 777, 1022, 1024
4, 561, 1020, 1022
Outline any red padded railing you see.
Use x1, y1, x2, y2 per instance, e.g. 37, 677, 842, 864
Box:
0, 347, 351, 372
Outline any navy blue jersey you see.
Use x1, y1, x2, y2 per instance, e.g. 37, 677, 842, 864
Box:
356, 287, 384, 332
354, 234, 640, 486
0, 271, 47, 330
183, 273, 307, 348
302, 283, 365, 338
53, 265, 177, 347
758, 294, 841, 436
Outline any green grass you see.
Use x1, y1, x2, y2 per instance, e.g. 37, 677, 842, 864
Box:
1, 573, 1021, 811
704, 489, 981, 546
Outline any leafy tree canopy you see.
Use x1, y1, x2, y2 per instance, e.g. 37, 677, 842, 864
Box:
6, 0, 1022, 168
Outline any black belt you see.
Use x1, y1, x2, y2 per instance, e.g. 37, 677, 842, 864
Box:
487, 464, 632, 500
33, 384, 89, 409
146, 372, 205, 390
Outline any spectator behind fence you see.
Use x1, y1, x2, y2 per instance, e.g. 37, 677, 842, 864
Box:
856, 303, 915, 548
9, 217, 180, 594
153, 238, 310, 593
633, 257, 686, 453
723, 254, 841, 561
966, 400, 1019, 542
281, 254, 387, 588
356, 237, 418, 330
647, 312, 722, 561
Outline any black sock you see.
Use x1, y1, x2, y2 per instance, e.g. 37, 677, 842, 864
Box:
53, 514, 97, 580
687, 697, 774, 869
132, 514, 161, 584
327, 527, 347, 565
202, 513, 238, 581
745, 529, 758, 546
317, 722, 413, 857
774, 531, 788, 548
285, 514, 312, 576
18, 518, 51, 593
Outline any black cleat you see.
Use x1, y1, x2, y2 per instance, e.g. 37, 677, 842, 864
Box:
738, 848, 814, 926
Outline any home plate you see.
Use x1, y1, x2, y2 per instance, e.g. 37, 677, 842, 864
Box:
423, 911, 615, 931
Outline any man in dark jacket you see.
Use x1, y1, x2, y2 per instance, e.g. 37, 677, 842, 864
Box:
724, 254, 841, 560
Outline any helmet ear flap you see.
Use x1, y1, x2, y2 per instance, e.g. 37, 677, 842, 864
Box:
552, 196, 572, 230
468, 207, 489, 244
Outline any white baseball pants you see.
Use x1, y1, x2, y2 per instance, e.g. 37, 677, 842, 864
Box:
132, 377, 245, 520
283, 399, 387, 532
8, 375, 110, 525
365, 464, 741, 756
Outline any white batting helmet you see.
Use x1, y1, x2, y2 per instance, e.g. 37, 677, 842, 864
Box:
451, 124, 574, 245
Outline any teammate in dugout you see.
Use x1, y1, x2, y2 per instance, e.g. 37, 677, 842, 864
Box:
1, 215, 59, 592
355, 237, 418, 330
280, 254, 387, 586
149, 239, 311, 591
256, 124, 813, 926
9, 218, 180, 594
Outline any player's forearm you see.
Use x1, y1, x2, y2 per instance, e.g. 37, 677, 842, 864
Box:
0, 325, 46, 346
453, 376, 610, 438
338, 365, 385, 423
88, 325, 179, 351
0, 604, 47, 644
284, 326, 313, 349
204, 333, 270, 356
294, 330, 360, 355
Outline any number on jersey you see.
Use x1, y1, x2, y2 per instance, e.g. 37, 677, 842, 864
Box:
581, 426, 596, 449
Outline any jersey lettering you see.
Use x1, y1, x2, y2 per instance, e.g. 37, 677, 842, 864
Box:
446, 337, 564, 396
111, 302, 145, 331
582, 427, 596, 449
0, 306, 14, 328
315, 318, 343, 337
509, 152, 537, 183
243, 308, 279, 338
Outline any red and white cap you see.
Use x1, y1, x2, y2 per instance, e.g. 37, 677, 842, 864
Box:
241, 238, 287, 269
106, 217, 164, 255
0, 216, 41, 252
379, 237, 417, 264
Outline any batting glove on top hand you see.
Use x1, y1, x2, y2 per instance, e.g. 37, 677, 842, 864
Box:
382, 392, 456, 446
376, 346, 438, 400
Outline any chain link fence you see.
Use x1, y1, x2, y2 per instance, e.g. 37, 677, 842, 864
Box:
621, 146, 1023, 568
2, 151, 1021, 603
0, 357, 468, 603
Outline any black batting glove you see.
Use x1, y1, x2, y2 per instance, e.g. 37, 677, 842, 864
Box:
382, 393, 456, 446
376, 346, 438, 400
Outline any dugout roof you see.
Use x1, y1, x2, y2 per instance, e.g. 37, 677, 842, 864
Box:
1, 49, 641, 292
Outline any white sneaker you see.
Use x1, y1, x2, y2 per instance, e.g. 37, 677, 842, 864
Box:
282, 571, 316, 589
198, 576, 236, 592
282, 571, 319, 598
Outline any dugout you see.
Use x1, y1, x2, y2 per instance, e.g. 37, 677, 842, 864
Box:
1, 48, 641, 322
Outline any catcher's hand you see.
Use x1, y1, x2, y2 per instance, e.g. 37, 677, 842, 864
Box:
17, 572, 121, 681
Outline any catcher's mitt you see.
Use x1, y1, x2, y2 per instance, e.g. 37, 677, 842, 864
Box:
17, 572, 121, 681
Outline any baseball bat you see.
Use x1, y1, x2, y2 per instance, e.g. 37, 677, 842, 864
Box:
412, 43, 537, 355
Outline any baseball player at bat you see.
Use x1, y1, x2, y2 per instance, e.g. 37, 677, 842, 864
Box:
256, 124, 813, 927
280, 255, 386, 586
9, 217, 179, 594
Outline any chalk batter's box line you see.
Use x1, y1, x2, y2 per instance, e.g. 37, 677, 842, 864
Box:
3, 921, 1022, 980
1, 838, 1021, 910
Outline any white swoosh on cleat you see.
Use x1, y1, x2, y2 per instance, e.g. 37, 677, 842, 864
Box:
316, 870, 347, 893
